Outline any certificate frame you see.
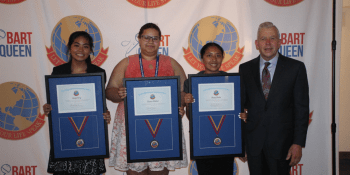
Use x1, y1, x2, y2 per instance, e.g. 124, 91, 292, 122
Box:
45, 72, 109, 161
124, 76, 183, 163
188, 73, 245, 160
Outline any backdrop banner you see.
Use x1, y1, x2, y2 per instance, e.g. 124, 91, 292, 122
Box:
0, 0, 335, 174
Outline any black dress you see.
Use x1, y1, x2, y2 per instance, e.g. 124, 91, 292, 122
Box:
47, 62, 107, 175
184, 71, 234, 175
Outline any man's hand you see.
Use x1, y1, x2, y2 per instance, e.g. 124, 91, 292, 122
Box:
238, 152, 247, 163
239, 109, 248, 123
286, 144, 302, 166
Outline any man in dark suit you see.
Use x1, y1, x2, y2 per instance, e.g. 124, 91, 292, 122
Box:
239, 22, 309, 175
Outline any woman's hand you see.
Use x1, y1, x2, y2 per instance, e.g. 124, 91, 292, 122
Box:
179, 106, 185, 117
43, 104, 52, 116
103, 110, 111, 124
118, 87, 127, 99
239, 109, 248, 123
184, 93, 195, 104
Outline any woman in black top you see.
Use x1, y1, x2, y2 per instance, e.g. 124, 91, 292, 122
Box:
183, 42, 247, 175
43, 31, 110, 175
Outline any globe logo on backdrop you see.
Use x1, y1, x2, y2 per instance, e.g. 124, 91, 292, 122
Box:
0, 82, 45, 140
183, 16, 244, 71
127, 0, 171, 8
188, 160, 239, 175
265, 0, 303, 6
0, 29, 6, 40
1, 164, 11, 174
0, 0, 25, 4
46, 15, 109, 66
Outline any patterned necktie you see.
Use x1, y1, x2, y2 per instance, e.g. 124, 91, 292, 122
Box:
262, 62, 271, 100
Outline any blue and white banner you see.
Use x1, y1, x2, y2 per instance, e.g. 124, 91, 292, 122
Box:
0, 0, 339, 174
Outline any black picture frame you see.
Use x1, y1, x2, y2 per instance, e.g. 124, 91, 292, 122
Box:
188, 73, 245, 160
123, 76, 183, 163
45, 72, 109, 161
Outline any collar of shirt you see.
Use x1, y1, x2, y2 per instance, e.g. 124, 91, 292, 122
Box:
259, 53, 279, 82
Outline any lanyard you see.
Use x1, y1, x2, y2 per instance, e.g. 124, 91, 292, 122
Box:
139, 53, 159, 77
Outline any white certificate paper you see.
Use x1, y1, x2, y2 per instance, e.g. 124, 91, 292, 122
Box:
134, 86, 172, 116
198, 83, 234, 112
56, 83, 97, 113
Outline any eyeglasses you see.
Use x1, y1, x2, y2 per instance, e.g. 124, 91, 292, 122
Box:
141, 35, 160, 42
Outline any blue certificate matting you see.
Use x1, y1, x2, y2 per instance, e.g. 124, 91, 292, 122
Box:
189, 73, 244, 159
59, 115, 99, 150
135, 118, 173, 152
45, 73, 108, 160
199, 114, 236, 149
124, 76, 182, 163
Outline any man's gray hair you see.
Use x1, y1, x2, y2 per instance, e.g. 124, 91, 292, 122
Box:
257, 22, 280, 39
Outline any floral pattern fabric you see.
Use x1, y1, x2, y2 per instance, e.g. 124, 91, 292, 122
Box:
108, 103, 188, 172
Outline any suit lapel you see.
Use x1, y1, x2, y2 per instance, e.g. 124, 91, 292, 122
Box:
251, 56, 265, 100
266, 54, 285, 103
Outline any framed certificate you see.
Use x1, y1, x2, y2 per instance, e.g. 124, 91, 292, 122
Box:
45, 73, 109, 161
124, 76, 183, 163
188, 73, 244, 160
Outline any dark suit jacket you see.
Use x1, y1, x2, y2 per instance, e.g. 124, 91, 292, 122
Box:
239, 54, 309, 159
52, 61, 107, 84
